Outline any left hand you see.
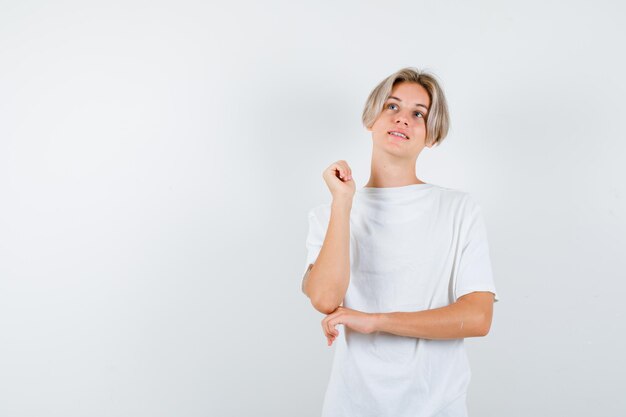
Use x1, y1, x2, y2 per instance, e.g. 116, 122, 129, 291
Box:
321, 306, 378, 346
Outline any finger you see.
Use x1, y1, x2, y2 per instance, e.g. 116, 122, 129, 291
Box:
325, 317, 336, 336
327, 317, 339, 337
321, 318, 329, 338
330, 314, 342, 336
324, 325, 334, 340
324, 325, 335, 345
337, 164, 351, 181
323, 313, 337, 338
325, 318, 335, 338
329, 163, 343, 177
322, 316, 333, 339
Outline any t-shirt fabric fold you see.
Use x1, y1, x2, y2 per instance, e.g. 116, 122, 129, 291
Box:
303, 183, 499, 417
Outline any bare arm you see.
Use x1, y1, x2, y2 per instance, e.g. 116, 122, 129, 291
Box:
370, 292, 495, 339
303, 197, 352, 314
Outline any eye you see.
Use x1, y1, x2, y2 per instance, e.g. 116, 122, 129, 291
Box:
387, 103, 425, 119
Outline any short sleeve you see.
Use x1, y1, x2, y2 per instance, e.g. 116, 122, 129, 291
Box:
454, 197, 500, 303
303, 208, 326, 276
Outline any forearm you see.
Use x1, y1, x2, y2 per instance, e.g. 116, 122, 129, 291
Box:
306, 198, 352, 314
372, 301, 487, 340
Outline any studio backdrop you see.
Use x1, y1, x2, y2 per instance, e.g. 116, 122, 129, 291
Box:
1, 1, 625, 416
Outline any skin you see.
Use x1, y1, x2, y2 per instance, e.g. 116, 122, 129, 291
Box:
321, 81, 495, 346
302, 164, 353, 314
364, 80, 433, 188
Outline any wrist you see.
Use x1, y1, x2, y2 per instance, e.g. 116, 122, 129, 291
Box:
331, 197, 353, 210
371, 312, 386, 333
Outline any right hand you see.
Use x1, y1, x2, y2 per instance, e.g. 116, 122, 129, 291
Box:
323, 160, 355, 201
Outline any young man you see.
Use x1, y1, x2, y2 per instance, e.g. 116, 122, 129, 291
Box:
302, 67, 500, 417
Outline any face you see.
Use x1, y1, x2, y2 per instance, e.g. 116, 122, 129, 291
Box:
368, 81, 432, 155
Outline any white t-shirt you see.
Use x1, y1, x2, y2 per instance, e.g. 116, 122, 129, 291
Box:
303, 183, 499, 417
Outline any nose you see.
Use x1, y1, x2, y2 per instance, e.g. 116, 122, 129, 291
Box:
395, 111, 409, 126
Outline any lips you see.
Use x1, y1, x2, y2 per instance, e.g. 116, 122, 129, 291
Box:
388, 130, 410, 140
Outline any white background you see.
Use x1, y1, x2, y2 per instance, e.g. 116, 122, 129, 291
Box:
1, 1, 625, 416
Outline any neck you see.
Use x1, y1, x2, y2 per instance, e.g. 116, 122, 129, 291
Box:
364, 148, 424, 188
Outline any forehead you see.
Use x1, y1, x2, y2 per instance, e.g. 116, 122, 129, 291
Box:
389, 82, 430, 108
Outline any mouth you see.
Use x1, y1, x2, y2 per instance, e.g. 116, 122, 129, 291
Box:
388, 131, 409, 140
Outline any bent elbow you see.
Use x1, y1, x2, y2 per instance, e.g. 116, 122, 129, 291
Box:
479, 317, 492, 337
311, 296, 341, 315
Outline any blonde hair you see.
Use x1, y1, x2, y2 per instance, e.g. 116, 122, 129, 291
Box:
362, 67, 450, 147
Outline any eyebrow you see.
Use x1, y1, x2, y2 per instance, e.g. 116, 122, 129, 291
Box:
387, 96, 429, 112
